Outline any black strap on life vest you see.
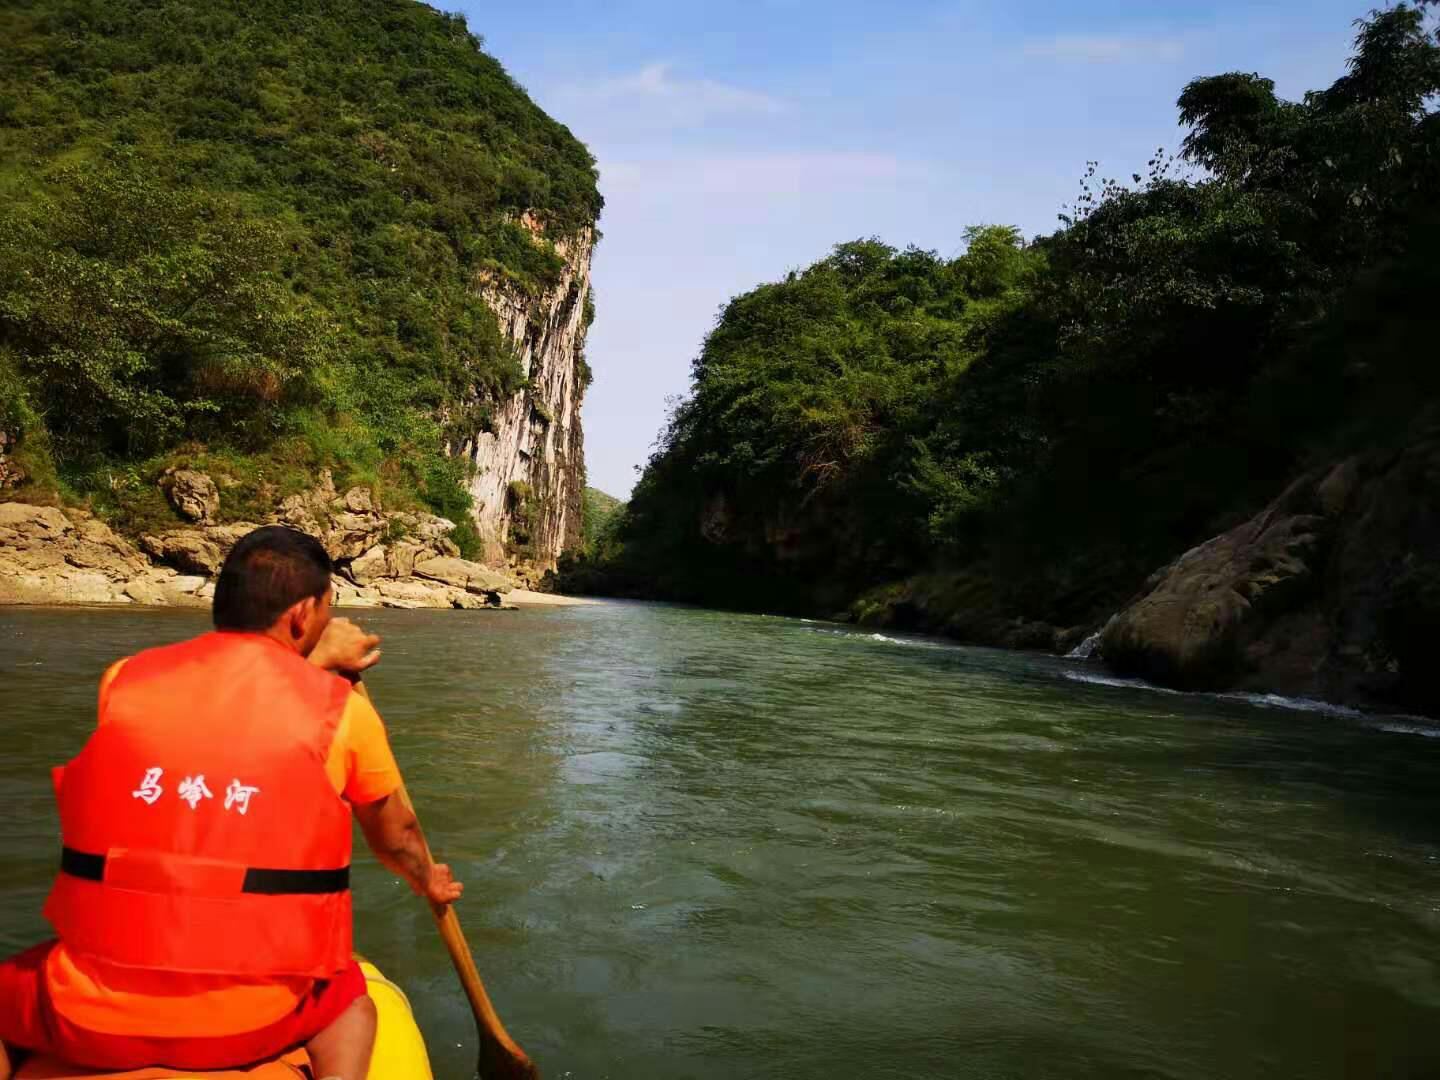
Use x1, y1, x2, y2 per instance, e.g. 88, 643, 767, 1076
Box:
60, 846, 350, 894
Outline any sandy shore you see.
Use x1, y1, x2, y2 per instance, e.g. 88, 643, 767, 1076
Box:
505, 589, 602, 607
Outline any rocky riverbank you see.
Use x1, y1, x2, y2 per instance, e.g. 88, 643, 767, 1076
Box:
1100, 437, 1440, 714
0, 468, 542, 611
850, 431, 1440, 717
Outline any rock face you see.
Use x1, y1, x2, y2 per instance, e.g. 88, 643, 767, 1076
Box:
456, 218, 593, 572
160, 467, 220, 524
0, 469, 519, 610
0, 503, 208, 606
1102, 435, 1440, 711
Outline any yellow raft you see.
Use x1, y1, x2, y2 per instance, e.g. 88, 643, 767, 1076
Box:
17, 961, 433, 1080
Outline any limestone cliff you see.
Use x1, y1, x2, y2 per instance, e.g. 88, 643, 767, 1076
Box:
458, 216, 594, 573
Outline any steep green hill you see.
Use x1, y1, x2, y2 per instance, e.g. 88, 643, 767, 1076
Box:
581, 486, 623, 550
0, 0, 601, 550
564, 3, 1440, 709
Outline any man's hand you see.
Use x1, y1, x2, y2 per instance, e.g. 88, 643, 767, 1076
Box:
308, 617, 382, 674
422, 862, 464, 905
355, 794, 465, 908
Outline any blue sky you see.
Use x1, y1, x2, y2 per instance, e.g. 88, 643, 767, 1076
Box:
453, 0, 1367, 497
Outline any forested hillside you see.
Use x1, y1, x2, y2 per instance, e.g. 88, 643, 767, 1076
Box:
0, 0, 601, 557
564, 4, 1440, 711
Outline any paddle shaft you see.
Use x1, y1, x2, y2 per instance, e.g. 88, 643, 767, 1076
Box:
353, 682, 538, 1079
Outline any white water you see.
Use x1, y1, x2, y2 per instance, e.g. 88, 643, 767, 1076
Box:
1064, 669, 1440, 736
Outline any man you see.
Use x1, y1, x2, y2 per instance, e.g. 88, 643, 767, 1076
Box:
0, 525, 461, 1080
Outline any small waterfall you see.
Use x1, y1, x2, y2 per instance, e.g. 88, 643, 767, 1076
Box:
1066, 614, 1117, 660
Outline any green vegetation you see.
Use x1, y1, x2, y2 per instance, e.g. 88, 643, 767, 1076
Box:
580, 486, 623, 553
0, 0, 600, 527
569, 4, 1440, 634
555, 485, 625, 592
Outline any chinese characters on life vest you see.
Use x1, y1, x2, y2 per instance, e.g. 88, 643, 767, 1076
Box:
130, 768, 261, 815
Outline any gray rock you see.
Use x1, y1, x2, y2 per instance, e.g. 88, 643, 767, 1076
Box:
348, 544, 390, 586
160, 468, 220, 524
139, 532, 224, 576
1102, 506, 1325, 689
124, 579, 170, 605
385, 541, 427, 579
333, 575, 383, 609
0, 503, 160, 606
1102, 436, 1440, 708
325, 511, 385, 561
371, 578, 457, 608
412, 556, 514, 595
0, 503, 72, 538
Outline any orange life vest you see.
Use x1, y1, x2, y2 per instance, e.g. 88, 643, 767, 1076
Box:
44, 631, 355, 979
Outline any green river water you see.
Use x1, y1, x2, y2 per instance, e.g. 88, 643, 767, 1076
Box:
2, 603, 1439, 1079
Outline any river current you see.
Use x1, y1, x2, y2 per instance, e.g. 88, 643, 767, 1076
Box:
2, 603, 1438, 1078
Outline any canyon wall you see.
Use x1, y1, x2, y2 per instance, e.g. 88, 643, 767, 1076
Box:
459, 218, 594, 574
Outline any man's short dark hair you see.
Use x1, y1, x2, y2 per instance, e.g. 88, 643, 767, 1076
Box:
213, 526, 333, 631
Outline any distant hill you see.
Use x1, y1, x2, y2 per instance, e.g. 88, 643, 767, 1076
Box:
582, 487, 624, 550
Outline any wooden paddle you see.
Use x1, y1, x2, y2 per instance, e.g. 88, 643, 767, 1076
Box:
353, 681, 538, 1080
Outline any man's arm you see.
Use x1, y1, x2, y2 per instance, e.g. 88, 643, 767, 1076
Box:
353, 794, 464, 905
308, 617, 381, 674
307, 619, 463, 905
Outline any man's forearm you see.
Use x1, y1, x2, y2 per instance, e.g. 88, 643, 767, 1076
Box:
371, 818, 432, 894
355, 790, 464, 906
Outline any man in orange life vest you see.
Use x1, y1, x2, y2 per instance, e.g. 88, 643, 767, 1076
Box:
0, 526, 463, 1080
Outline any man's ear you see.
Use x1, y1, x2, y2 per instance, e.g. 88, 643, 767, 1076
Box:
288, 596, 316, 641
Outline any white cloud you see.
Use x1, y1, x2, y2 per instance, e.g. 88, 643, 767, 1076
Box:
555, 62, 784, 127
1023, 34, 1185, 64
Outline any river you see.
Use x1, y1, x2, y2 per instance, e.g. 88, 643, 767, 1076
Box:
2, 603, 1439, 1078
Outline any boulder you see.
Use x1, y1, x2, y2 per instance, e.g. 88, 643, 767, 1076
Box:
347, 545, 390, 586
343, 486, 374, 514
276, 468, 338, 534
385, 542, 427, 579
208, 522, 264, 549
123, 579, 170, 605
412, 556, 514, 596
160, 575, 211, 606
371, 579, 456, 609
1102, 437, 1440, 709
401, 512, 457, 547
333, 575, 383, 609
451, 590, 494, 610
160, 468, 220, 524
69, 519, 150, 578
324, 511, 385, 561
1102, 506, 1326, 689
139, 531, 223, 576
0, 466, 493, 612
0, 503, 72, 540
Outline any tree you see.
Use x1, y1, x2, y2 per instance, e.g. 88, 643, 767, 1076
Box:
0, 157, 329, 458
